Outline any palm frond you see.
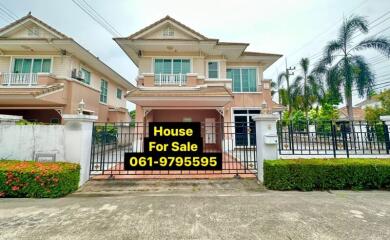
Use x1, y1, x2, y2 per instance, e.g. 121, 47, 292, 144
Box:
300, 58, 310, 75
352, 37, 390, 57
277, 72, 288, 87
351, 55, 375, 98
323, 40, 343, 64
342, 15, 369, 44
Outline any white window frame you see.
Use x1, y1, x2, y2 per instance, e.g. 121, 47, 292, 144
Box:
100, 79, 108, 104
227, 66, 259, 93
206, 60, 220, 79
11, 56, 53, 74
231, 107, 261, 147
116, 88, 122, 99
162, 26, 174, 37
152, 57, 193, 74
80, 67, 92, 85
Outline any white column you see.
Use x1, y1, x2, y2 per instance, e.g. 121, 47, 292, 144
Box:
0, 114, 22, 125
253, 114, 279, 182
380, 116, 390, 126
63, 114, 97, 186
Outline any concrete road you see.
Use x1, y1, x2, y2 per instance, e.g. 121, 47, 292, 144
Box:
0, 179, 389, 240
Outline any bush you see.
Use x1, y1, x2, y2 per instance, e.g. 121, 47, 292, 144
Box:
264, 158, 390, 191
0, 161, 80, 198
94, 124, 118, 144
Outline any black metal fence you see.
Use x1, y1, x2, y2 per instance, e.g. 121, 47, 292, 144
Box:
277, 120, 390, 157
90, 122, 257, 177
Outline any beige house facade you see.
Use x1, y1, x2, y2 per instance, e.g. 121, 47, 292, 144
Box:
0, 14, 135, 123
115, 16, 283, 147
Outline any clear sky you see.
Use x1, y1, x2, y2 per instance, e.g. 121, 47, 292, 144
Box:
2, 0, 390, 110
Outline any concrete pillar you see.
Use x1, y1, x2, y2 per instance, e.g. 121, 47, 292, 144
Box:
63, 114, 97, 186
253, 114, 279, 182
0, 114, 22, 125
380, 116, 390, 126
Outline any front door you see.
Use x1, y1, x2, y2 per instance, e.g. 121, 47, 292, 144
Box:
234, 109, 259, 146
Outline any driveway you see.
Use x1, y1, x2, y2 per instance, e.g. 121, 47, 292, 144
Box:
0, 179, 389, 240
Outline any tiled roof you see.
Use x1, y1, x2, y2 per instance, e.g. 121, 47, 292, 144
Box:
338, 106, 365, 121
0, 83, 64, 97
127, 86, 233, 98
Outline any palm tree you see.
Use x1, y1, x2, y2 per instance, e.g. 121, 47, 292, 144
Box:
290, 58, 323, 118
318, 15, 390, 120
278, 70, 292, 113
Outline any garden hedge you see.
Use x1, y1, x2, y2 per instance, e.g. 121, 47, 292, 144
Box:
0, 161, 80, 198
264, 158, 390, 191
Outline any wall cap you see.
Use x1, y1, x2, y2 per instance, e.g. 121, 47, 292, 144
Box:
380, 116, 390, 122
0, 114, 22, 121
62, 114, 98, 122
253, 114, 279, 121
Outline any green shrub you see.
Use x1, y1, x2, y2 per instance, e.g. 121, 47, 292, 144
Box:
0, 160, 80, 198
264, 158, 390, 191
94, 124, 118, 144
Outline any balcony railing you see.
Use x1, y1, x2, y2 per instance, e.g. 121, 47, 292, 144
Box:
1, 73, 38, 86
154, 73, 187, 86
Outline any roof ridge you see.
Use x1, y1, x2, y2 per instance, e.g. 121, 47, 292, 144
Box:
0, 13, 68, 38
126, 15, 209, 40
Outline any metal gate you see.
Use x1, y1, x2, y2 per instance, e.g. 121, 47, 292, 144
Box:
277, 120, 390, 157
90, 122, 257, 178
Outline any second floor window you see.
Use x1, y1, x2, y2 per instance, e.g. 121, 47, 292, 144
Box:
13, 58, 51, 73
81, 68, 91, 84
100, 79, 108, 103
116, 88, 122, 99
154, 59, 190, 75
208, 61, 219, 79
227, 68, 257, 92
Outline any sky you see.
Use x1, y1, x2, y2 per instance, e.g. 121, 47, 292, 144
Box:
2, 0, 390, 110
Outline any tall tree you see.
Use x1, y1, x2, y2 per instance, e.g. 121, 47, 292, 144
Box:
318, 15, 390, 120
290, 58, 323, 118
278, 71, 292, 113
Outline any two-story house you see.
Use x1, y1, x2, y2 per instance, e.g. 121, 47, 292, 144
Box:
115, 16, 284, 147
0, 13, 135, 123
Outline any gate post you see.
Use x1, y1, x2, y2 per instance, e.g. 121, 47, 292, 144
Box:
253, 114, 279, 182
380, 116, 390, 153
63, 114, 97, 186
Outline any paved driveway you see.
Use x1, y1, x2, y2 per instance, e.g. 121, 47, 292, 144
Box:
0, 179, 389, 240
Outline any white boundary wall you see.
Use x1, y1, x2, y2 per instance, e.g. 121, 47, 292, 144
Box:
0, 114, 97, 186
0, 125, 65, 161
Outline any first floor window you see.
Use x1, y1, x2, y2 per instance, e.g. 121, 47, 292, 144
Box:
100, 79, 108, 103
227, 68, 257, 92
208, 61, 219, 79
81, 68, 91, 84
13, 58, 51, 73
116, 88, 122, 99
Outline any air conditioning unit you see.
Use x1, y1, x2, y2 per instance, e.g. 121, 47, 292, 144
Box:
78, 70, 84, 80
71, 68, 78, 79
71, 68, 84, 81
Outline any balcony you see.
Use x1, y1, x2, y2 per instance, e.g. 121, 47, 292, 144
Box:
1, 73, 38, 86
154, 73, 187, 86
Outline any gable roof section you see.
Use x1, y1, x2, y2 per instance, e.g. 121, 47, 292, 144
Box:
0, 13, 68, 39
127, 15, 210, 40
0, 14, 135, 90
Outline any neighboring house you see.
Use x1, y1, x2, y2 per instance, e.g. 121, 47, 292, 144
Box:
115, 16, 283, 147
338, 106, 365, 121
355, 98, 381, 109
0, 13, 135, 123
